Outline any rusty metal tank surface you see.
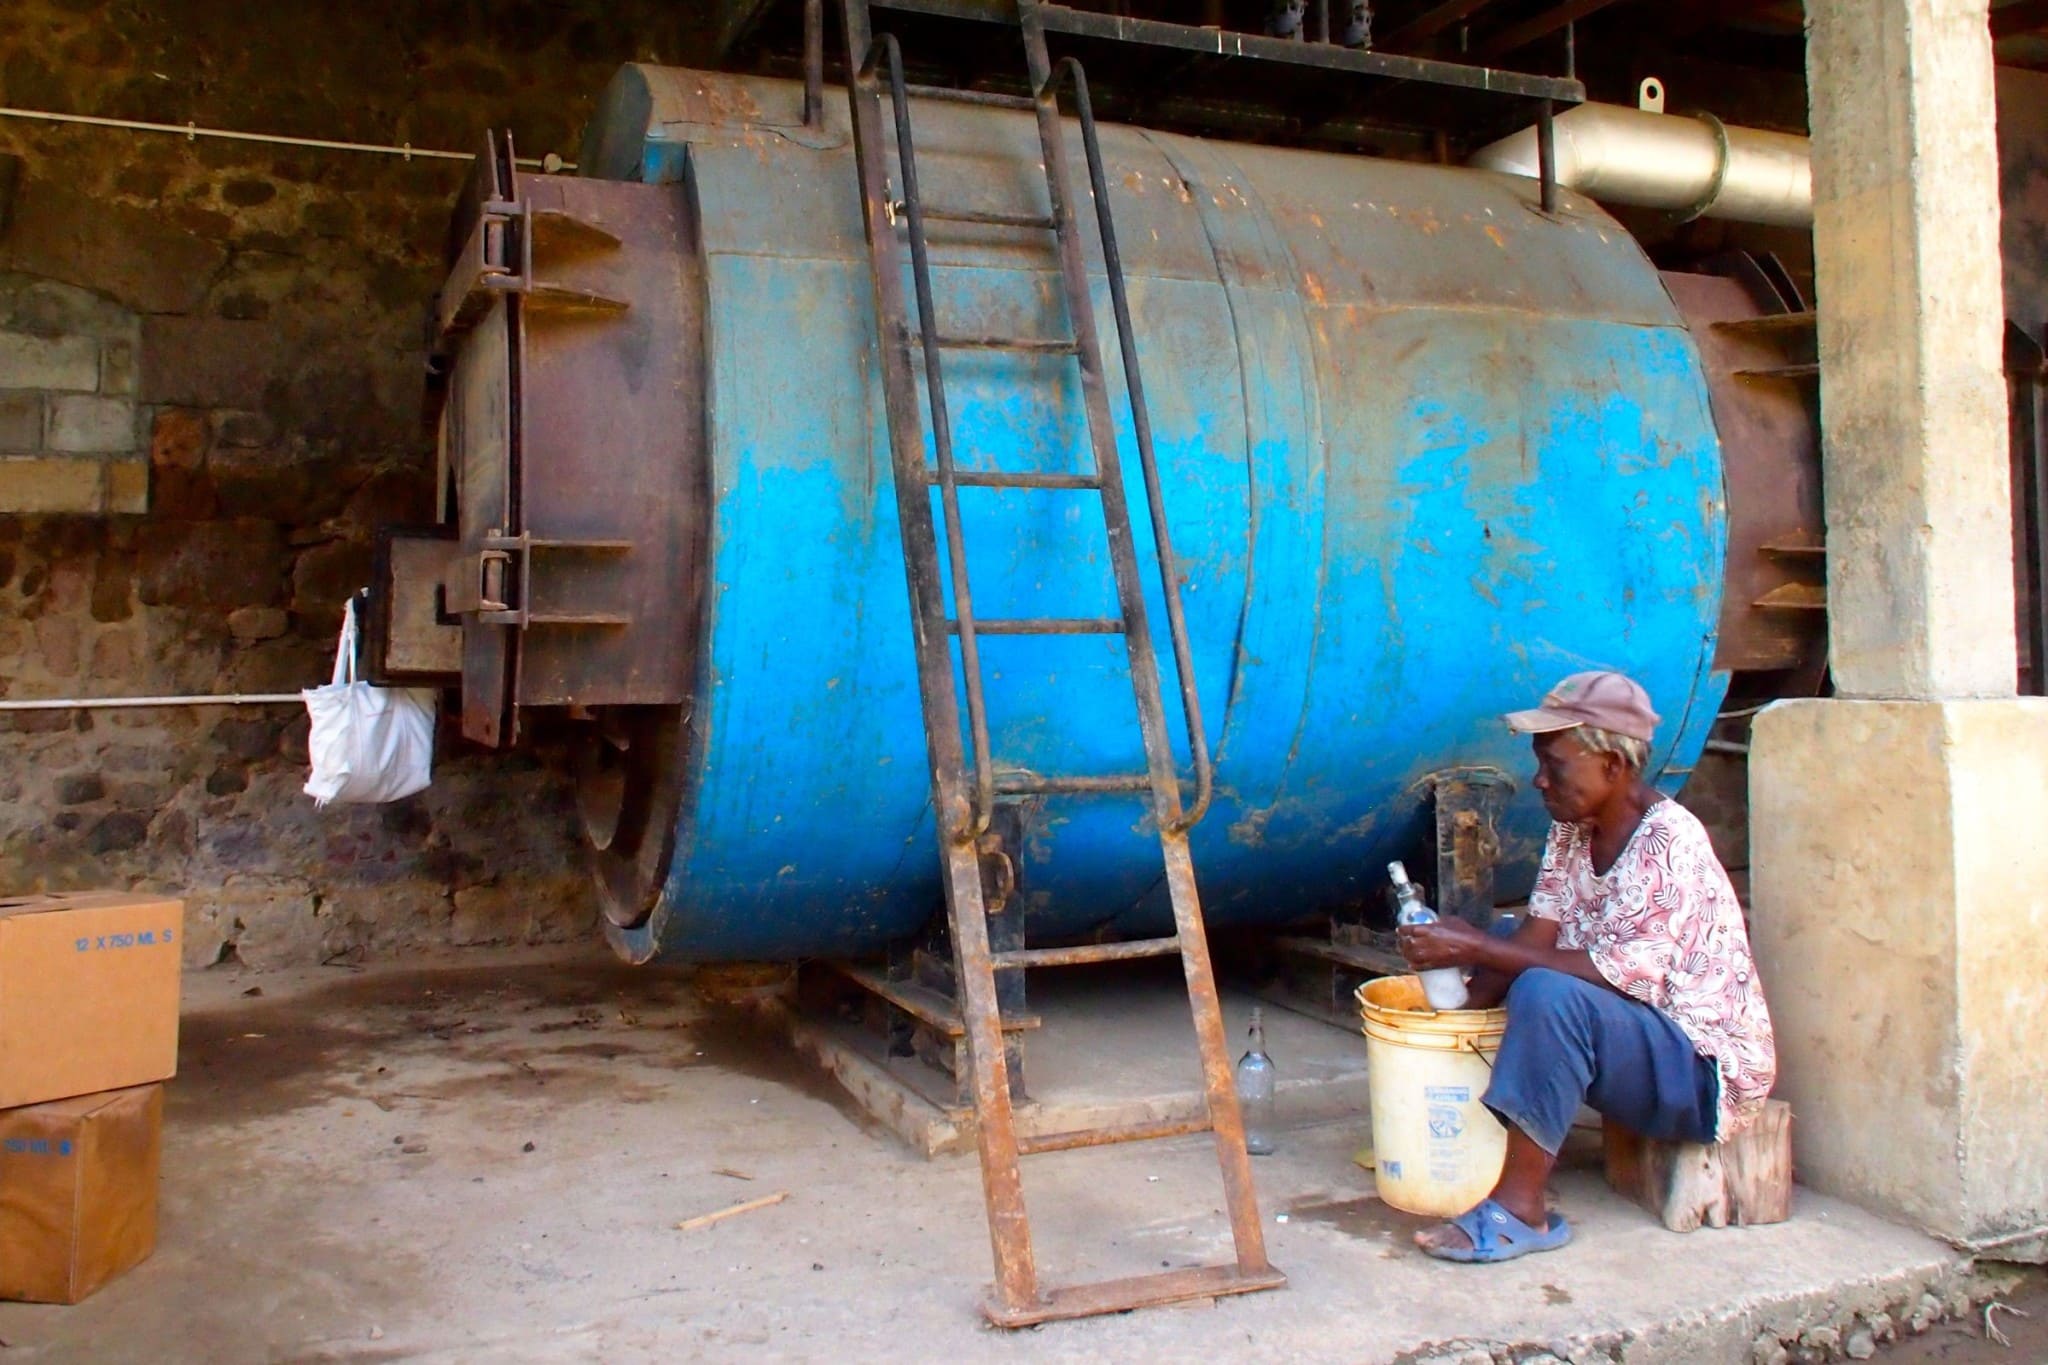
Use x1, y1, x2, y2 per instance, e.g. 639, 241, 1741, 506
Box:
431, 67, 1759, 963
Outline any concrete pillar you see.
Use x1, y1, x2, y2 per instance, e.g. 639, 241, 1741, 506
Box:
1807, 0, 2014, 699
1750, 0, 2047, 1259
1752, 701, 2048, 1255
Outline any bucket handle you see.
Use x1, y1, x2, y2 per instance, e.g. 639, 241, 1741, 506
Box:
1461, 1035, 1495, 1071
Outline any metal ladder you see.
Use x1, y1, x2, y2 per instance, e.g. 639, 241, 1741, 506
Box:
840, 0, 1286, 1327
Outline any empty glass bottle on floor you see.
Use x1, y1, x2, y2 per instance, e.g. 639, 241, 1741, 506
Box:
1236, 1007, 1277, 1155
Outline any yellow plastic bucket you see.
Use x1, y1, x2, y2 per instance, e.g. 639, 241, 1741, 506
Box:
1357, 975, 1509, 1217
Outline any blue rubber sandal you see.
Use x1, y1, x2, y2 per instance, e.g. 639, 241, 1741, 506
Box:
1421, 1198, 1573, 1264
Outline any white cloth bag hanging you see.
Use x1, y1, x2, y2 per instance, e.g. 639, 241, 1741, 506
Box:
302, 598, 437, 807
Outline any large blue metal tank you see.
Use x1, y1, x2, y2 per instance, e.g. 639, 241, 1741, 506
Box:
574, 67, 1729, 964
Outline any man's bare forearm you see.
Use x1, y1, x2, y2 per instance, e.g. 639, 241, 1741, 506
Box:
1471, 935, 1617, 995
1464, 964, 1514, 1009
1398, 916, 1625, 1003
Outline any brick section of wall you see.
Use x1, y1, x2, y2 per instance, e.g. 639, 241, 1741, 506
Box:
0, 274, 144, 513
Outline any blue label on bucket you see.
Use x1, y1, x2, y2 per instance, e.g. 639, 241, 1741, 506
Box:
1427, 1104, 1465, 1141
1423, 1084, 1470, 1104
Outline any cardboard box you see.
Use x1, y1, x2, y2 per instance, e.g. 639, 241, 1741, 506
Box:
0, 892, 184, 1109
0, 1083, 162, 1303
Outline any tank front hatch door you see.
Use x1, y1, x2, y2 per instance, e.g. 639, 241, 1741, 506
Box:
426, 132, 707, 747
1659, 258, 1825, 691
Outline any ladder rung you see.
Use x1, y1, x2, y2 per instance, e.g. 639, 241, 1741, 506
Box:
994, 773, 1154, 795
991, 936, 1182, 970
950, 617, 1123, 636
921, 205, 1058, 230
922, 334, 1082, 355
1017, 1114, 1211, 1156
931, 470, 1102, 491
899, 81, 1037, 112
982, 1263, 1290, 1328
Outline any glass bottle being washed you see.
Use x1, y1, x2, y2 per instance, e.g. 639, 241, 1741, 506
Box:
1234, 1007, 1277, 1155
1388, 860, 1471, 1011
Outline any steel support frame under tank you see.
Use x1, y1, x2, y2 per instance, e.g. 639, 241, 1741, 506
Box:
1261, 765, 1511, 1031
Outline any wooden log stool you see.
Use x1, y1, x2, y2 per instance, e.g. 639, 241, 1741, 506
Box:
1602, 1099, 1793, 1232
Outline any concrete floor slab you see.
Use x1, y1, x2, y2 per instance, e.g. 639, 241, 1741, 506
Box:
785, 959, 1375, 1157
1026, 960, 1373, 1108
0, 946, 1967, 1363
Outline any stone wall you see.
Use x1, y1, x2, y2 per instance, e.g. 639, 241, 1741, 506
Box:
0, 275, 144, 513
0, 0, 717, 967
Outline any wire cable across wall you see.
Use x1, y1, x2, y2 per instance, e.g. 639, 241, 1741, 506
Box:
0, 105, 572, 172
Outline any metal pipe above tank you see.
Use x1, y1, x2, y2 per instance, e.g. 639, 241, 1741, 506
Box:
1470, 88, 1812, 228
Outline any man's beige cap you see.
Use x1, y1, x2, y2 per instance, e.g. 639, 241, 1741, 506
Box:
1504, 670, 1660, 743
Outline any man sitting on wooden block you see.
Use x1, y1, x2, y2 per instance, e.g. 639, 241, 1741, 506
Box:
1397, 671, 1780, 1264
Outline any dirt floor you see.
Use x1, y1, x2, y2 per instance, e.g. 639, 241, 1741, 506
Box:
0, 944, 1991, 1363
1873, 1267, 2048, 1361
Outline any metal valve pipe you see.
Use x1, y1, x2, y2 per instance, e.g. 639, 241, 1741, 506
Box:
1470, 101, 1812, 228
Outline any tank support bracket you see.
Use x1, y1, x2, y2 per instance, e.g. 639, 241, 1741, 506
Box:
1421, 767, 1515, 929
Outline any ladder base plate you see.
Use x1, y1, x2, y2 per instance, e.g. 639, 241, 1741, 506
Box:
982, 1263, 1288, 1328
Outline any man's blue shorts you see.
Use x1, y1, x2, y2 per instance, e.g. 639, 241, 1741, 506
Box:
1481, 967, 1721, 1155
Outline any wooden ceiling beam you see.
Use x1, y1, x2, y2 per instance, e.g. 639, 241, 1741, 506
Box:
1383, 0, 1500, 49
712, 0, 784, 59
1993, 0, 2048, 39
1475, 0, 1628, 58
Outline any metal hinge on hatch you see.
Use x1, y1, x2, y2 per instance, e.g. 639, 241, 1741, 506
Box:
440, 530, 635, 629
436, 198, 631, 344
